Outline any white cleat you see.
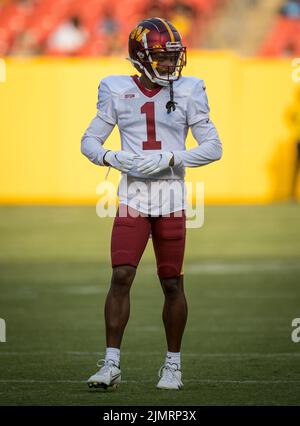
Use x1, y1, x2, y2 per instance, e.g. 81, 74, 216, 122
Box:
156, 363, 183, 390
87, 359, 121, 390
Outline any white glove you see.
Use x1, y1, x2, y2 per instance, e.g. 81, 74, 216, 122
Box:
137, 152, 174, 175
104, 150, 139, 173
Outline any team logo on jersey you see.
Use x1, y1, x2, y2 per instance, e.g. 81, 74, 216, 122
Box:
130, 26, 150, 42
120, 93, 140, 99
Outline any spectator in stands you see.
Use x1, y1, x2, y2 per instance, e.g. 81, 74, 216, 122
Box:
280, 0, 300, 18
47, 15, 88, 55
97, 10, 119, 36
95, 10, 122, 56
10, 29, 41, 56
2, 0, 37, 56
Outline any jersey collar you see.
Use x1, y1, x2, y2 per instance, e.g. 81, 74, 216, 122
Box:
131, 75, 162, 98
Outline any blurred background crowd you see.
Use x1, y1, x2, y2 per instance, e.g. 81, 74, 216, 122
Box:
0, 0, 300, 57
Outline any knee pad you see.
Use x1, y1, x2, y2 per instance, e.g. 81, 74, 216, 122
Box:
158, 263, 181, 279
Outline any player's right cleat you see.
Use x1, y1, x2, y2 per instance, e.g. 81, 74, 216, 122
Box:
87, 359, 121, 390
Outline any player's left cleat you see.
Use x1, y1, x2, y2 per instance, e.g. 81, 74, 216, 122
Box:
156, 363, 183, 390
87, 359, 121, 391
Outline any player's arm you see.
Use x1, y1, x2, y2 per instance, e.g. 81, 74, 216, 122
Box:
172, 80, 222, 167
81, 79, 138, 172
81, 114, 114, 166
172, 117, 222, 167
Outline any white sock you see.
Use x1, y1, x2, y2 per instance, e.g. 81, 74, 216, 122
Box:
105, 347, 120, 366
165, 351, 181, 369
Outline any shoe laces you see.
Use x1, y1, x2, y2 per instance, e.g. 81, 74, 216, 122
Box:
158, 363, 180, 381
96, 359, 118, 373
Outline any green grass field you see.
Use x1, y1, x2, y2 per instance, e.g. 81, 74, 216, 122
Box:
0, 204, 300, 406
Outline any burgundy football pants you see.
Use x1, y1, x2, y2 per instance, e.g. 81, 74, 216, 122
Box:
111, 204, 186, 279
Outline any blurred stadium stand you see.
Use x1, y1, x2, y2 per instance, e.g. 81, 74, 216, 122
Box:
202, 0, 283, 56
259, 0, 300, 56
0, 0, 226, 56
1, 0, 300, 57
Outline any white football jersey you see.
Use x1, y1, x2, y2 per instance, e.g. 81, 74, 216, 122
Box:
117, 175, 186, 216
97, 74, 210, 181
81, 73, 221, 215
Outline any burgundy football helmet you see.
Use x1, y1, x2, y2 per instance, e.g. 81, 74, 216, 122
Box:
128, 17, 187, 88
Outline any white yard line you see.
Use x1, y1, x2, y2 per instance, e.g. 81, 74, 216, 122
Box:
138, 261, 300, 275
185, 262, 300, 275
0, 379, 299, 385
0, 351, 300, 358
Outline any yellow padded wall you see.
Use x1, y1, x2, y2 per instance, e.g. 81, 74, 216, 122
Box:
0, 53, 298, 204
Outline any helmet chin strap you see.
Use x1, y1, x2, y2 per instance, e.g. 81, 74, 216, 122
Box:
147, 67, 178, 113
149, 69, 178, 113
147, 60, 178, 113
143, 63, 178, 113
127, 57, 178, 113
166, 81, 177, 114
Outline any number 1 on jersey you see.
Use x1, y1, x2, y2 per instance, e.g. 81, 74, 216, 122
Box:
141, 102, 162, 150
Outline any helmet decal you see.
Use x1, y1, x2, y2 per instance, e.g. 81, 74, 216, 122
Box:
130, 26, 150, 43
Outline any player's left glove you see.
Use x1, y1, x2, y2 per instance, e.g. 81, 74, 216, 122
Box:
137, 152, 174, 175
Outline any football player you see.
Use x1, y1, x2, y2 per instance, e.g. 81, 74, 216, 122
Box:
81, 17, 222, 390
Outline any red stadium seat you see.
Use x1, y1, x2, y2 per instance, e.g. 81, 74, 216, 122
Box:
259, 17, 300, 57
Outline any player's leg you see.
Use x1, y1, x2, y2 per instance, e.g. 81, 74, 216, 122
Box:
160, 274, 188, 354
106, 204, 150, 349
87, 204, 150, 389
156, 274, 187, 390
151, 210, 187, 389
152, 210, 187, 352
104, 265, 136, 349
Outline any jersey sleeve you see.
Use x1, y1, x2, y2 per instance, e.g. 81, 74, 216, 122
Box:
81, 114, 115, 166
187, 80, 210, 126
172, 79, 222, 168
96, 79, 117, 125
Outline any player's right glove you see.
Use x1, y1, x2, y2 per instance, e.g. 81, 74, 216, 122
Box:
136, 152, 174, 175
103, 150, 139, 173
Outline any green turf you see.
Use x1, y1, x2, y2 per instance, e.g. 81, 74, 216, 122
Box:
0, 204, 300, 405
